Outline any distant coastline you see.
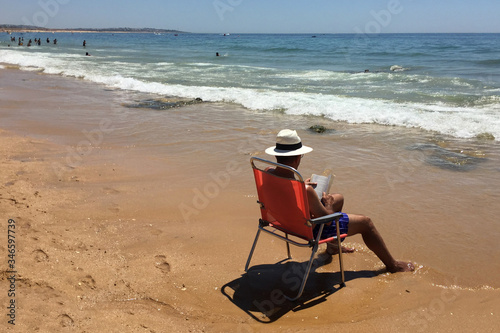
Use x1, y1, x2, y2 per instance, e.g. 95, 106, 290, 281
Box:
0, 24, 186, 34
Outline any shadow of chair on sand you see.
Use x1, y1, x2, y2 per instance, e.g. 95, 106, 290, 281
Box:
221, 255, 385, 323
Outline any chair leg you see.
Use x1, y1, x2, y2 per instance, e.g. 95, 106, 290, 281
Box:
245, 228, 262, 272
335, 219, 346, 287
285, 233, 291, 259
285, 243, 319, 302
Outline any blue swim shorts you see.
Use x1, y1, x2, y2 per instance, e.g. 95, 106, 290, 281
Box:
313, 213, 349, 239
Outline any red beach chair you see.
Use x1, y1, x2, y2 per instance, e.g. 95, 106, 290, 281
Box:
245, 157, 347, 301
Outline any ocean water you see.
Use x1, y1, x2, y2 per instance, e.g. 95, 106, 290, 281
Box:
1, 32, 500, 140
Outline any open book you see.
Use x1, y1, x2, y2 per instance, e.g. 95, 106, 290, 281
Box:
310, 173, 334, 198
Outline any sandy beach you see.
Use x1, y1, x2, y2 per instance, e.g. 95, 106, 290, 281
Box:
1, 68, 500, 332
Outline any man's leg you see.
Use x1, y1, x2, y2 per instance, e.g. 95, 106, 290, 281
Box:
346, 214, 414, 273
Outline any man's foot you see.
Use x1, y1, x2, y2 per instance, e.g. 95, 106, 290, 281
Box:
386, 261, 415, 273
326, 243, 355, 255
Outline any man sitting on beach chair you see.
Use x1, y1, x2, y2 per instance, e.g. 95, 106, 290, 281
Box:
265, 129, 414, 273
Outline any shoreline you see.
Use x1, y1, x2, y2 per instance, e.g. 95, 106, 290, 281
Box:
1, 67, 499, 332
1, 30, 183, 34
0, 27, 185, 34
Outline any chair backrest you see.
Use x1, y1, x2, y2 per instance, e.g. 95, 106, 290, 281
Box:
251, 157, 313, 240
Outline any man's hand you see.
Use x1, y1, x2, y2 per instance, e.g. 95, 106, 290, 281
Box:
305, 178, 317, 188
321, 193, 336, 211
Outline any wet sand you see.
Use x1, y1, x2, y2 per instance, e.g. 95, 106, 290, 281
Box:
1, 68, 499, 332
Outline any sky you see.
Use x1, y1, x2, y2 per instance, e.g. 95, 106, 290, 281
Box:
1, 0, 499, 34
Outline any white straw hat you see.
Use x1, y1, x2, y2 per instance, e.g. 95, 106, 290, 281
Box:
265, 129, 313, 156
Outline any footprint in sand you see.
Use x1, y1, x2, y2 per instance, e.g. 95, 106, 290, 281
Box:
103, 187, 120, 195
58, 314, 74, 327
33, 249, 49, 262
107, 202, 120, 213
113, 279, 133, 292
80, 275, 96, 289
154, 255, 171, 273
150, 227, 162, 236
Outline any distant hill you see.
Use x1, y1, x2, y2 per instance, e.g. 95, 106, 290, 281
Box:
0, 24, 186, 34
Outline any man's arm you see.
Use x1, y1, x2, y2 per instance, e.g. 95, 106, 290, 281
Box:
306, 186, 334, 220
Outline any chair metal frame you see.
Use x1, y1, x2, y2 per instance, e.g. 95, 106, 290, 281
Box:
245, 157, 346, 301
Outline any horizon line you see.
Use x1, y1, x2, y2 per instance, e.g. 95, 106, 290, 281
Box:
1, 25, 499, 35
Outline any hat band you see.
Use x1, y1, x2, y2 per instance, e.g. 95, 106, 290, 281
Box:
276, 142, 302, 151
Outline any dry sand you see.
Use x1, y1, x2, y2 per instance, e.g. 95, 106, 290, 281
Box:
1, 68, 499, 332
